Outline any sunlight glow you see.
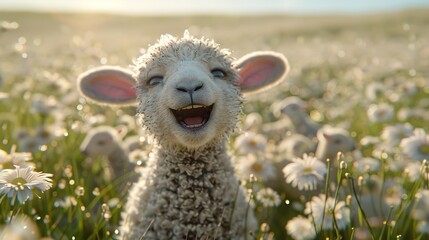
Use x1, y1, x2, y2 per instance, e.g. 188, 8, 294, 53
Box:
0, 0, 429, 15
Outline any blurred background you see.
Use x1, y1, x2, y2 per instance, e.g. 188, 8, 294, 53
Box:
2, 0, 429, 15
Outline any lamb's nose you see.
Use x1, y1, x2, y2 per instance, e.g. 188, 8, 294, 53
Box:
176, 81, 203, 94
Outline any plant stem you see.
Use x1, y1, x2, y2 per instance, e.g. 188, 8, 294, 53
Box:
378, 206, 393, 240
349, 175, 376, 240
320, 158, 332, 232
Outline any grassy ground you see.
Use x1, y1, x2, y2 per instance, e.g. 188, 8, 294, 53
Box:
1, 9, 429, 239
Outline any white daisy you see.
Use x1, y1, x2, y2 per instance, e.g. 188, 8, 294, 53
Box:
404, 161, 422, 182
39, 70, 71, 94
304, 194, 350, 231
359, 174, 382, 194
381, 123, 413, 145
0, 166, 53, 204
353, 157, 380, 174
400, 128, 429, 161
367, 103, 394, 123
54, 196, 78, 209
0, 147, 35, 170
359, 136, 380, 147
382, 179, 404, 207
255, 187, 281, 207
236, 155, 275, 182
397, 108, 412, 121
398, 82, 418, 96
413, 189, 429, 221
364, 82, 385, 101
242, 112, 263, 132
285, 215, 316, 240
30, 94, 60, 116
234, 132, 267, 154
34, 124, 66, 145
282, 154, 327, 191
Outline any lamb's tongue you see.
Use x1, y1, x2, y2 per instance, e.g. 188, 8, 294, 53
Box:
183, 116, 204, 126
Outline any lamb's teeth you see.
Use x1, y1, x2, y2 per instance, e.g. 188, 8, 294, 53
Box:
182, 105, 193, 110
180, 104, 206, 110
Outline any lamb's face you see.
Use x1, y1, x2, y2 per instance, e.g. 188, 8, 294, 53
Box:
280, 99, 307, 119
317, 128, 356, 160
135, 35, 241, 148
80, 128, 118, 157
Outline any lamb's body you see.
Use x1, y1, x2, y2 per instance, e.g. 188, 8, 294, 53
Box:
77, 31, 288, 239
122, 144, 252, 239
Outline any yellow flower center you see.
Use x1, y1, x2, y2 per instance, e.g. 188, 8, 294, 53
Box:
1, 162, 14, 170
247, 140, 259, 148
11, 177, 27, 186
39, 130, 51, 138
302, 167, 314, 174
251, 162, 263, 173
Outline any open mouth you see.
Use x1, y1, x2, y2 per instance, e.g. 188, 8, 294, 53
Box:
170, 104, 214, 129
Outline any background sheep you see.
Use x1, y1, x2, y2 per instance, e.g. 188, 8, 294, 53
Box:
77, 31, 289, 239
80, 125, 139, 191
262, 96, 320, 143
271, 96, 320, 138
315, 126, 356, 162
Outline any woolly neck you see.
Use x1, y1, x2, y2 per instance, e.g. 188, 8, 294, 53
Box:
154, 141, 233, 177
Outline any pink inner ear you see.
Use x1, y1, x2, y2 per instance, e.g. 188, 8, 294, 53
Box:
239, 59, 275, 89
89, 74, 136, 100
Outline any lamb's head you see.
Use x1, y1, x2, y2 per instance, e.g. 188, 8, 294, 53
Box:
80, 126, 125, 157
271, 96, 307, 119
315, 126, 356, 161
78, 32, 289, 149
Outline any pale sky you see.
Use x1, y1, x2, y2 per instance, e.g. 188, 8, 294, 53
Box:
0, 0, 428, 15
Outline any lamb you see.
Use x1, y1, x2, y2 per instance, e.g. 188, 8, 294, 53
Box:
77, 31, 289, 239
315, 126, 356, 162
80, 125, 139, 188
263, 96, 320, 139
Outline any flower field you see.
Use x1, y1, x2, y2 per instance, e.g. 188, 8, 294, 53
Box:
1, 9, 429, 239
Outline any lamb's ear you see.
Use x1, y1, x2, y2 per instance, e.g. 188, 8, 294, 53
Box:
77, 66, 137, 106
234, 51, 289, 94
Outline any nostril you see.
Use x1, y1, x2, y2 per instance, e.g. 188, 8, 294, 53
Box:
177, 87, 188, 93
194, 84, 203, 91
